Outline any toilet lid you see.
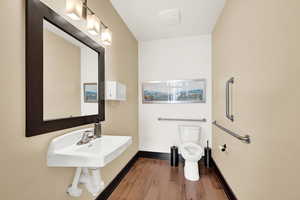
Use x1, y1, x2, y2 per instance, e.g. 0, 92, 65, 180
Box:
180, 143, 203, 160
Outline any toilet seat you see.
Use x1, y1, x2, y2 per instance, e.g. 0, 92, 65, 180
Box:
180, 142, 203, 161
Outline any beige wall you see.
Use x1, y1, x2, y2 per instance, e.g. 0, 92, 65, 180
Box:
0, 0, 138, 200
43, 30, 81, 120
212, 1, 300, 200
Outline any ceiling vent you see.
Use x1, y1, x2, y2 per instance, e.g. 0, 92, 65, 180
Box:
158, 8, 181, 26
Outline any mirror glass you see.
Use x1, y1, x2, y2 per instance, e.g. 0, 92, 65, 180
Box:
43, 19, 99, 121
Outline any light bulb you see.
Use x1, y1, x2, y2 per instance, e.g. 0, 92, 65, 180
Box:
66, 0, 83, 20
87, 14, 100, 35
101, 28, 112, 46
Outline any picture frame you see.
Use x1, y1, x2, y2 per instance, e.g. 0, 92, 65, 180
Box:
142, 79, 206, 104
84, 83, 98, 103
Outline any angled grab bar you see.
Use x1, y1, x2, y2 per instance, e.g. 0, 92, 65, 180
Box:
158, 118, 207, 122
212, 121, 251, 144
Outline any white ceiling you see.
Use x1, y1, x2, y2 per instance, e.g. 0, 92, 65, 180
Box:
110, 0, 226, 41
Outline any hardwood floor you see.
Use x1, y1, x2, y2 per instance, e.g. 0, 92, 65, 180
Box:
108, 158, 229, 200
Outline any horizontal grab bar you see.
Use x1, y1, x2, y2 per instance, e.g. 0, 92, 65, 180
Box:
158, 118, 207, 122
212, 121, 251, 144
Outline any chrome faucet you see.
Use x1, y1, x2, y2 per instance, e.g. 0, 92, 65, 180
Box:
77, 130, 94, 145
77, 122, 102, 145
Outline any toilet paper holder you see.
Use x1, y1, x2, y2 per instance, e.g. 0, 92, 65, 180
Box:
219, 144, 227, 152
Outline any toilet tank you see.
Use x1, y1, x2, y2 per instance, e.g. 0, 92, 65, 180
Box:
179, 125, 201, 143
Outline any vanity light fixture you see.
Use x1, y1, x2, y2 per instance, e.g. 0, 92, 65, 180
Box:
65, 0, 83, 20
101, 27, 112, 46
87, 14, 101, 35
65, 0, 112, 45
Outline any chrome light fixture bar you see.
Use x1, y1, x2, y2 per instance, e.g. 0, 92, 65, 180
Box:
65, 0, 112, 45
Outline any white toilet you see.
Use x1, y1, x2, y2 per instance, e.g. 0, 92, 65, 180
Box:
179, 125, 203, 181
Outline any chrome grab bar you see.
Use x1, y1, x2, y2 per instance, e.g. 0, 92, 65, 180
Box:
226, 77, 234, 122
213, 121, 251, 144
158, 118, 207, 122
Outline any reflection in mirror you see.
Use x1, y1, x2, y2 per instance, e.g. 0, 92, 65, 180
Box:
43, 19, 98, 121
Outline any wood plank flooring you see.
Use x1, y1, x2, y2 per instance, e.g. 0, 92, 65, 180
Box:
108, 158, 229, 200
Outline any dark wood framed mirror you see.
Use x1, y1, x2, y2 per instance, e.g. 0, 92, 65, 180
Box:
26, 0, 105, 137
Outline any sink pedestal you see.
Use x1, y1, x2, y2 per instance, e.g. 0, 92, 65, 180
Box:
67, 167, 104, 197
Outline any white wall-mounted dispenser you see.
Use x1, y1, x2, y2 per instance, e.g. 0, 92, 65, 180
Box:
105, 81, 126, 101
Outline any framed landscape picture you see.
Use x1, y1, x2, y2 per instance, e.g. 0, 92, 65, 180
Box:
142, 79, 206, 104
84, 83, 98, 103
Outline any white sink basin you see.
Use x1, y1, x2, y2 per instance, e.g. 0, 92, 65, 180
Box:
47, 128, 132, 168
47, 128, 132, 197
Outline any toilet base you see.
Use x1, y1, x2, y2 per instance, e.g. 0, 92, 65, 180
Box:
184, 161, 200, 181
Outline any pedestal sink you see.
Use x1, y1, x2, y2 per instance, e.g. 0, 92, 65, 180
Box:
47, 128, 132, 197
